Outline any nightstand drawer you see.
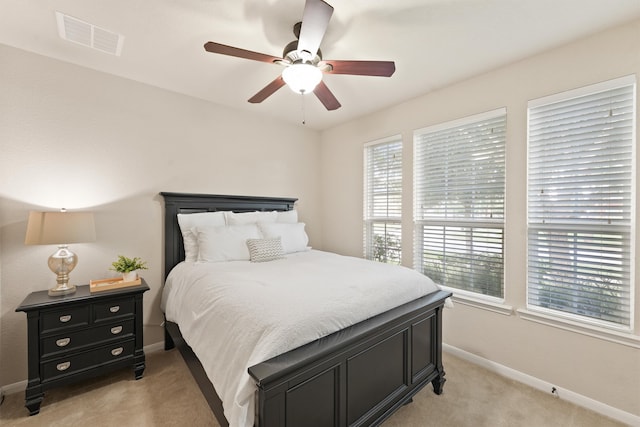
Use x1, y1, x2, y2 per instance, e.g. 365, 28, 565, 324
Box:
42, 339, 135, 382
41, 319, 135, 358
41, 306, 89, 334
93, 298, 134, 323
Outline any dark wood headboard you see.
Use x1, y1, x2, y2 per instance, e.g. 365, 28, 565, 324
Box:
160, 192, 298, 279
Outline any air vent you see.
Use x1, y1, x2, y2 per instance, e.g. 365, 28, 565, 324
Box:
55, 11, 124, 56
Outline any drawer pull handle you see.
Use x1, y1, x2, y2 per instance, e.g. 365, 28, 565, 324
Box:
57, 362, 71, 371
56, 338, 71, 347
109, 306, 120, 313
110, 326, 123, 335
59, 315, 72, 323
111, 347, 124, 356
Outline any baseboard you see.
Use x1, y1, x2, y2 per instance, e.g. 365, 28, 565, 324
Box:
0, 341, 166, 399
0, 379, 26, 397
443, 343, 640, 426
144, 341, 165, 354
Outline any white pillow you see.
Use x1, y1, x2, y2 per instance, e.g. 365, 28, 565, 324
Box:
258, 222, 309, 254
276, 209, 298, 223
177, 211, 226, 262
246, 237, 284, 263
225, 211, 278, 225
196, 224, 260, 262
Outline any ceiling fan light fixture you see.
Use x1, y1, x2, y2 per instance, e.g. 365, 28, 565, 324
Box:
282, 63, 322, 94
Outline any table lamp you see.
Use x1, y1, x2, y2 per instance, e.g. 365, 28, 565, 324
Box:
25, 210, 96, 296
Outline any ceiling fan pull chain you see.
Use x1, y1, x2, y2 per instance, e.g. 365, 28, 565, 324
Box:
301, 93, 306, 125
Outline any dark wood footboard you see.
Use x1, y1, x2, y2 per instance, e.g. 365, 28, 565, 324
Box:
248, 290, 450, 427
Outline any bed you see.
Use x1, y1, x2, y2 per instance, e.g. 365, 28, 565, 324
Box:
160, 192, 451, 427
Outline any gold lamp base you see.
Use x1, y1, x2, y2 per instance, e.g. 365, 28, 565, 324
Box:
47, 245, 78, 297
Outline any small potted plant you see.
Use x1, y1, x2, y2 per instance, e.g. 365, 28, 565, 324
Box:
110, 255, 148, 282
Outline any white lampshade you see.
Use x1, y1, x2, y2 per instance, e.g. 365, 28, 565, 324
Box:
282, 63, 322, 94
25, 211, 96, 245
25, 210, 96, 296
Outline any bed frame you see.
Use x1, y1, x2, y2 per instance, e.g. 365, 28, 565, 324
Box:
161, 192, 451, 427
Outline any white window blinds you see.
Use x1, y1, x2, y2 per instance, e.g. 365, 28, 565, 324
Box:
364, 137, 402, 264
527, 76, 635, 329
414, 109, 506, 297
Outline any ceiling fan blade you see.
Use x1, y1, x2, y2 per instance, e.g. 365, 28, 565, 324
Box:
248, 76, 286, 103
298, 0, 334, 60
204, 41, 281, 64
324, 60, 396, 77
313, 81, 341, 111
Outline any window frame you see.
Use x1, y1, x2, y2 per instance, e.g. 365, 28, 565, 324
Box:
363, 135, 403, 265
526, 75, 636, 332
413, 108, 507, 300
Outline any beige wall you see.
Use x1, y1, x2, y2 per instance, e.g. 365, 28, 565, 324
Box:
0, 44, 321, 387
319, 20, 640, 417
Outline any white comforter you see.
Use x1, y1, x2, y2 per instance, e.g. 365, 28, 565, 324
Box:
162, 250, 441, 427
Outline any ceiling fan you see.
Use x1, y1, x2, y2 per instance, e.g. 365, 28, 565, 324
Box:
203, 0, 396, 111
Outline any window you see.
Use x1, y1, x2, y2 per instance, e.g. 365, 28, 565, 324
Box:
364, 136, 402, 264
527, 76, 635, 330
414, 109, 506, 298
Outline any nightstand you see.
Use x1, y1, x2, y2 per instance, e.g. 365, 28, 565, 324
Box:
15, 279, 150, 415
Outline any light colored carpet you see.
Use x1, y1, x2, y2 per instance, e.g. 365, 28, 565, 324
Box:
0, 350, 626, 427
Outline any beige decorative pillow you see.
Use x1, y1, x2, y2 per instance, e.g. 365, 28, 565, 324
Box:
246, 237, 284, 263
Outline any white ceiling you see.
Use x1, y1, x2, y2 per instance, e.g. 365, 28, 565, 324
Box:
2, 0, 640, 130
